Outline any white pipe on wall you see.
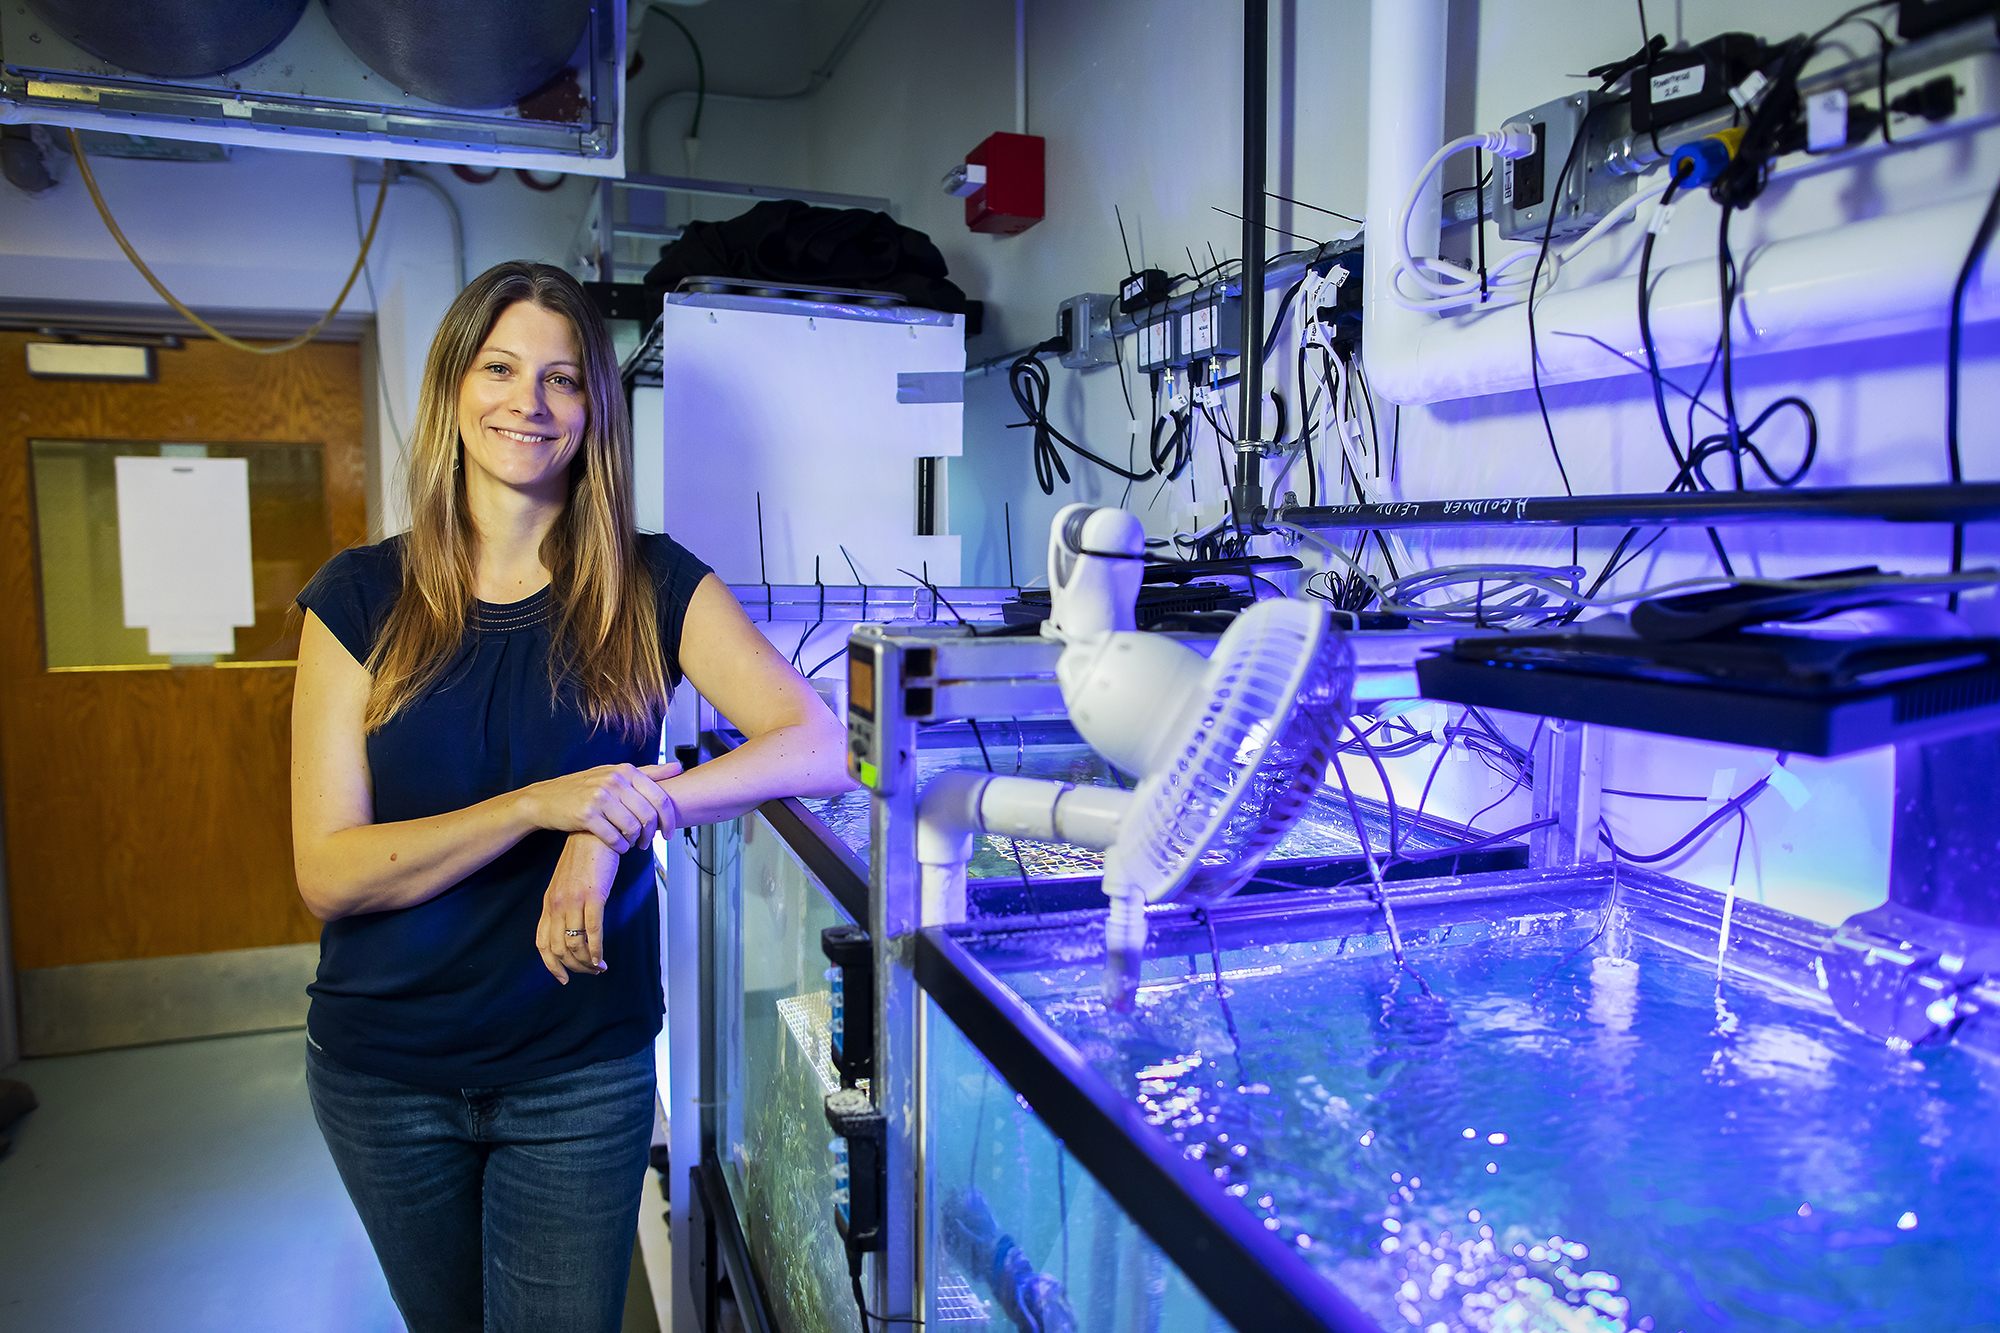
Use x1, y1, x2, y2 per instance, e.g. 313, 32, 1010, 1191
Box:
1361, 0, 1449, 407
1362, 0, 2000, 408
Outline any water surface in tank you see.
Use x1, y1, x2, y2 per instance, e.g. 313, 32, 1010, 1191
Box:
957, 895, 1999, 1332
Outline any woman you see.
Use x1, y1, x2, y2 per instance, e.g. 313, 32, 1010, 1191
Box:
291, 261, 850, 1331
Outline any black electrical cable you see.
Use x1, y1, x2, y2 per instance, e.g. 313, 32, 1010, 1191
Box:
1473, 146, 1489, 301
1945, 166, 2000, 599
1636, 158, 1738, 603
1638, 159, 1696, 479
1299, 343, 1318, 506
804, 644, 849, 679
850, 1273, 922, 1330
1350, 350, 1384, 483
1150, 409, 1194, 480
1009, 345, 1157, 496
1526, 103, 1598, 498
1662, 206, 1818, 497
1599, 770, 1775, 864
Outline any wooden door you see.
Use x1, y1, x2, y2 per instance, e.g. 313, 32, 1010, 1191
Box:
0, 332, 365, 970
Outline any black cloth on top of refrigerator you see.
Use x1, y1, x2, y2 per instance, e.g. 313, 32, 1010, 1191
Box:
642, 198, 972, 313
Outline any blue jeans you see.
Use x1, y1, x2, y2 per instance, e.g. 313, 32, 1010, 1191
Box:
306, 1039, 655, 1333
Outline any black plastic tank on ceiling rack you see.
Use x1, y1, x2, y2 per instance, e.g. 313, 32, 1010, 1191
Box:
321, 0, 592, 109
25, 0, 308, 78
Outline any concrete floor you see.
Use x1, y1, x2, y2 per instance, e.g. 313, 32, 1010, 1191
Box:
0, 1030, 664, 1332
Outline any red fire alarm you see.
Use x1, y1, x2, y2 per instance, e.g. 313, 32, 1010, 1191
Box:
962, 132, 1044, 236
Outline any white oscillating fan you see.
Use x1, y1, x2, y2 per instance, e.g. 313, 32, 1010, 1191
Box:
917, 505, 1353, 1005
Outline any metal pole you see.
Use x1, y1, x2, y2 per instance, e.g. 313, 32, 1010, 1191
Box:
1531, 720, 1603, 868
1232, 0, 1269, 525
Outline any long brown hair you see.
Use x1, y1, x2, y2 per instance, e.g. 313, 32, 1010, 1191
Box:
364, 261, 665, 740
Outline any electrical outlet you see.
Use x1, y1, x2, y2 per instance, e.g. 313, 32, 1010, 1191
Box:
1058, 293, 1118, 369
1493, 90, 1635, 243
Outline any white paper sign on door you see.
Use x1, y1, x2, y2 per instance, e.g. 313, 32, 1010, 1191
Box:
113, 455, 256, 656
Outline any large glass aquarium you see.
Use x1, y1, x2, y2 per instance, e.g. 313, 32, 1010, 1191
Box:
694, 718, 1528, 1333
696, 727, 1997, 1333
916, 865, 2000, 1333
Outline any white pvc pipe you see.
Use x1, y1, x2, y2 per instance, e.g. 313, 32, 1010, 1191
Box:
1362, 0, 1448, 406
916, 772, 1132, 925
1362, 0, 2000, 407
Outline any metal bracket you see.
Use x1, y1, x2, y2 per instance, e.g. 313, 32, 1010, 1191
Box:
1530, 718, 1602, 868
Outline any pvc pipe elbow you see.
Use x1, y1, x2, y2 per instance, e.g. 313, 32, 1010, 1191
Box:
917, 770, 990, 868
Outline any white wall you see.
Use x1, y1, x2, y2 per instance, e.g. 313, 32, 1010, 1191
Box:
727, 0, 2000, 926
0, 143, 595, 538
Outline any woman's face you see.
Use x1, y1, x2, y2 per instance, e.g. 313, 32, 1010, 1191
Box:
457, 300, 589, 503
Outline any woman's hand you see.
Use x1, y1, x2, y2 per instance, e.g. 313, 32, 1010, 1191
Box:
536, 833, 621, 983
520, 761, 681, 853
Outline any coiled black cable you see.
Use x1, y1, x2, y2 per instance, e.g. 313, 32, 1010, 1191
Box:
1696, 204, 1818, 492
1009, 345, 1158, 496
1149, 408, 1194, 480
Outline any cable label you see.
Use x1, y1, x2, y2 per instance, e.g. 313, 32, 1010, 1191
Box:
1807, 89, 1849, 153
1650, 66, 1705, 104
1729, 70, 1770, 110
1647, 201, 1677, 235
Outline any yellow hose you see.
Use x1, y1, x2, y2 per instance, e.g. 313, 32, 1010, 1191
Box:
67, 127, 391, 355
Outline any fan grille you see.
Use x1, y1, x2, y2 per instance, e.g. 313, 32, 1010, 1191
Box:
1106, 600, 1353, 905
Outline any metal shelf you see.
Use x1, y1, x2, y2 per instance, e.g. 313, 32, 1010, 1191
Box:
1280, 482, 2000, 530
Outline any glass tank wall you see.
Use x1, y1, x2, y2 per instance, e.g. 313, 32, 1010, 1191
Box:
926, 868, 2000, 1333
706, 810, 862, 1333
926, 996, 1232, 1332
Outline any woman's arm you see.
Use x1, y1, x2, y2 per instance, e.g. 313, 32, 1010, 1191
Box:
663, 574, 858, 821
533, 575, 855, 980
291, 611, 678, 922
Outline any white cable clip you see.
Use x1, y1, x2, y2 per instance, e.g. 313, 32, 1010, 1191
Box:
1647, 200, 1678, 236
1729, 69, 1769, 110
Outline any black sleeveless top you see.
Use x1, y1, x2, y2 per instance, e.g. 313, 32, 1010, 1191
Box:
296, 533, 711, 1087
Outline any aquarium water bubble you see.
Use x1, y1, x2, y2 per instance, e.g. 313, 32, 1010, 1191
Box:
1488, 1131, 1508, 1144
1487, 1162, 1499, 1173
1463, 1127, 1478, 1138
1898, 1211, 1919, 1230
1382, 1218, 1402, 1233
1382, 1236, 1401, 1254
